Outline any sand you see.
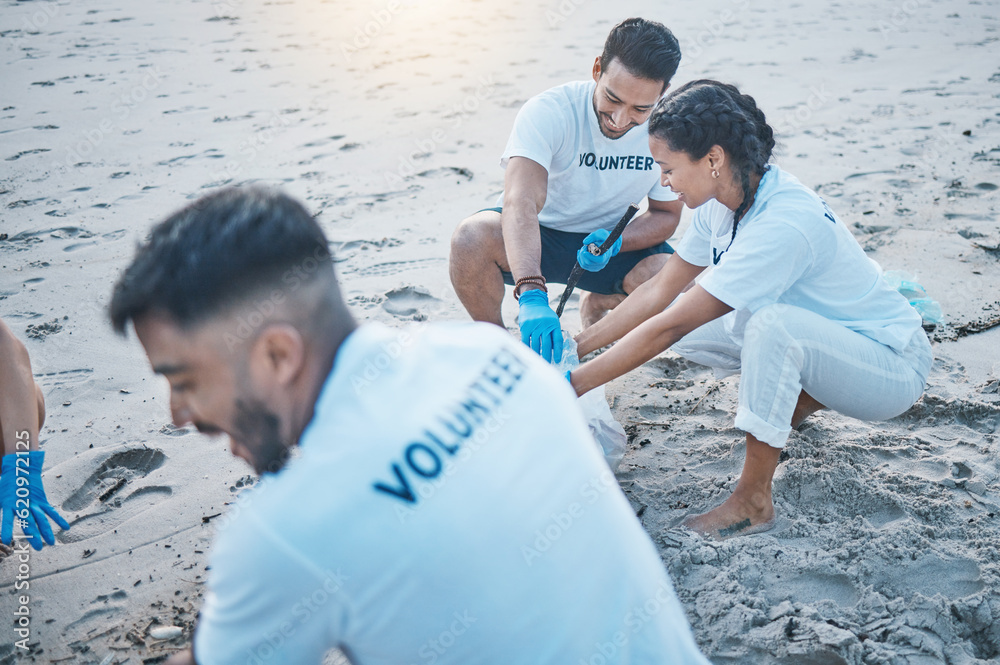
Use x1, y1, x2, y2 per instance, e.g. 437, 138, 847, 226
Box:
1, 0, 999, 662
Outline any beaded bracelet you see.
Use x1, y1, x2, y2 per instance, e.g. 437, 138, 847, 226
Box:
514, 276, 547, 300
514, 275, 545, 289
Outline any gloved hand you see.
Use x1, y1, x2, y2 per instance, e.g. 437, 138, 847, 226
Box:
1, 450, 70, 551
576, 229, 622, 272
518, 289, 563, 363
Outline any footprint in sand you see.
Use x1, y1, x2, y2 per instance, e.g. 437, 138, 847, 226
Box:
62, 448, 166, 511
767, 570, 859, 608
36, 367, 94, 400
894, 394, 1000, 434
347, 294, 384, 310
416, 166, 474, 183
64, 240, 99, 252
6, 197, 46, 208
299, 134, 345, 148
382, 286, 440, 320
4, 226, 94, 251
331, 237, 402, 262
958, 228, 987, 239
878, 554, 985, 599
58, 448, 171, 543
5, 148, 51, 161
65, 591, 129, 633
50, 226, 95, 240
346, 257, 444, 278
866, 500, 908, 528
24, 318, 63, 340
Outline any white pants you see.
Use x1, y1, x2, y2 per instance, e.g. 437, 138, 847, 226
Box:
672, 304, 932, 448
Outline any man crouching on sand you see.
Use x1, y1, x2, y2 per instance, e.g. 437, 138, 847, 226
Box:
110, 186, 709, 665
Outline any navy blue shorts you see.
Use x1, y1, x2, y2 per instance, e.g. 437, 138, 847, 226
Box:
480, 207, 674, 296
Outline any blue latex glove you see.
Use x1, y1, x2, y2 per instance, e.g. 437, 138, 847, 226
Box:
518, 289, 563, 363
1, 450, 70, 550
577, 229, 622, 272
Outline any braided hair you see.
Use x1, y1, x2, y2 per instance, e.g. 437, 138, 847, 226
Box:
648, 80, 775, 245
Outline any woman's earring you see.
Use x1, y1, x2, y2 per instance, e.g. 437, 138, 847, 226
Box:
711, 169, 720, 179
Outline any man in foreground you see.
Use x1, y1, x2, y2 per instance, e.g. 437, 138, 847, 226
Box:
450, 17, 684, 362
111, 186, 709, 664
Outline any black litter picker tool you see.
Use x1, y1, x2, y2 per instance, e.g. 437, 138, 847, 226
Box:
554, 203, 640, 318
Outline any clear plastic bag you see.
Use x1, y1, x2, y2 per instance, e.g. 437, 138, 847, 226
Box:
883, 270, 944, 326
557, 333, 627, 471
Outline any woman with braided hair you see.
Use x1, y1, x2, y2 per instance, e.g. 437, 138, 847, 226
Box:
568, 80, 931, 540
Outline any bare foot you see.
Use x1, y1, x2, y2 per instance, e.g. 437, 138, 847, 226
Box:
682, 492, 776, 540
579, 292, 626, 330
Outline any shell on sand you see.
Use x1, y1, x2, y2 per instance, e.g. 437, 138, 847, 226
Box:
149, 625, 184, 640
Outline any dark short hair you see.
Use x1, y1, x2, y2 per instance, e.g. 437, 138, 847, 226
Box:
599, 17, 681, 89
109, 186, 332, 334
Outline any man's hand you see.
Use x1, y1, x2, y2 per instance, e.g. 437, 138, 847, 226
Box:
0, 450, 70, 550
518, 289, 563, 363
576, 229, 622, 272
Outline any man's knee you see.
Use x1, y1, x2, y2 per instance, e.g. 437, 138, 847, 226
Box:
450, 215, 479, 252
451, 212, 502, 255
622, 253, 669, 293
450, 212, 508, 278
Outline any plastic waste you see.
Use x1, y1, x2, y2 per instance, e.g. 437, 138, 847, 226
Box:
909, 298, 944, 326
557, 332, 627, 471
883, 270, 944, 326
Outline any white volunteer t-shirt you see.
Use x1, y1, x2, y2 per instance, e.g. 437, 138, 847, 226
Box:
675, 165, 922, 351
497, 80, 676, 233
194, 322, 709, 665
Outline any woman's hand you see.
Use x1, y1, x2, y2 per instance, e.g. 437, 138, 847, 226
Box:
571, 285, 732, 396
576, 253, 705, 358
164, 649, 197, 665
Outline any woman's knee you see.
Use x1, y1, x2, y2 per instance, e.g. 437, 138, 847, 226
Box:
743, 304, 798, 350
746, 303, 792, 331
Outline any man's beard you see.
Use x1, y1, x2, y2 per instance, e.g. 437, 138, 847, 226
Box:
592, 96, 629, 140
233, 398, 290, 476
